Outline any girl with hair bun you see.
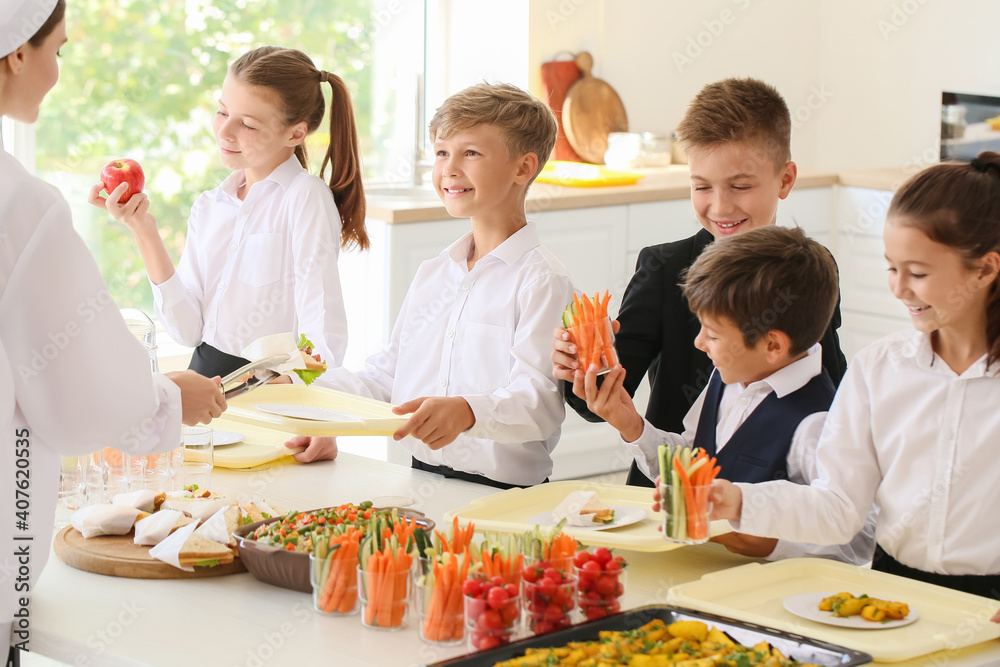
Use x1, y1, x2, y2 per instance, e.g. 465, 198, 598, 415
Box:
90, 46, 367, 406
706, 151, 1000, 603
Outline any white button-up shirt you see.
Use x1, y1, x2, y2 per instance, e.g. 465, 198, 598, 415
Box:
0, 150, 182, 644
152, 155, 348, 366
324, 223, 576, 485
625, 345, 875, 564
737, 329, 1000, 575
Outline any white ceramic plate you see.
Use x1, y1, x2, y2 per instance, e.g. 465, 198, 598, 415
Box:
212, 430, 244, 447
253, 403, 362, 422
526, 505, 649, 531
783, 592, 918, 630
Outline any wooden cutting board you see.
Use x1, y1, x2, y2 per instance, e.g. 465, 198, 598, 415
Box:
53, 525, 245, 579
540, 58, 583, 162
562, 51, 628, 164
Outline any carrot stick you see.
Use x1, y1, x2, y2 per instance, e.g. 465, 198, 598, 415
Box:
674, 457, 704, 540
337, 541, 359, 613
319, 545, 342, 611
364, 551, 381, 625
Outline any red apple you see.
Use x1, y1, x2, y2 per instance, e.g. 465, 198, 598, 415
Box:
100, 159, 145, 204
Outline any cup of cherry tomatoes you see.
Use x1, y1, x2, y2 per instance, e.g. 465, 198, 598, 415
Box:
521, 559, 577, 635
463, 574, 520, 651
574, 547, 627, 621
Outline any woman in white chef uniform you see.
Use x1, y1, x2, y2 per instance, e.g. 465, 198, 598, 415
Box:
0, 1, 227, 662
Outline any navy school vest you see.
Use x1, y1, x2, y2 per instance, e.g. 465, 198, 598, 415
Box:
691, 367, 836, 484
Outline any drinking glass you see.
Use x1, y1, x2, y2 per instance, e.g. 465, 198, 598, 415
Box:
180, 427, 213, 491
55, 456, 86, 528
660, 480, 713, 545
120, 307, 158, 373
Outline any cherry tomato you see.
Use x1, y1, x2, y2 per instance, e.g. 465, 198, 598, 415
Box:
491, 575, 505, 589
487, 586, 509, 610
577, 574, 593, 592
616, 581, 625, 597
478, 609, 502, 631
537, 577, 558, 598
573, 551, 592, 568
522, 566, 540, 584
500, 601, 519, 625
604, 559, 622, 572
613, 555, 628, 568
606, 599, 621, 613
592, 547, 612, 566
533, 619, 554, 634
478, 635, 501, 651
596, 574, 617, 596
585, 604, 607, 620
582, 559, 602, 574
544, 604, 565, 621
504, 583, 519, 599
543, 567, 561, 583
462, 579, 482, 597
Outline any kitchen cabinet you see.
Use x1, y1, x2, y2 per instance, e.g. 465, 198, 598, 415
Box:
833, 187, 910, 360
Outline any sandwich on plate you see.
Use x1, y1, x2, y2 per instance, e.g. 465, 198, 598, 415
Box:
581, 497, 615, 525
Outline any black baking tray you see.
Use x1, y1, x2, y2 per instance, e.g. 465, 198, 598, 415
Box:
430, 604, 872, 666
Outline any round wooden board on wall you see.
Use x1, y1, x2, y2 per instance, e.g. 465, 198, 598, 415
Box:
53, 525, 245, 579
562, 51, 629, 164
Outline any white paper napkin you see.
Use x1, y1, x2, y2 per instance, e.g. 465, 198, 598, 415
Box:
160, 497, 232, 522
112, 489, 159, 513
240, 333, 306, 374
195, 506, 232, 546
551, 491, 597, 527
133, 510, 185, 546
71, 505, 144, 538
149, 520, 200, 572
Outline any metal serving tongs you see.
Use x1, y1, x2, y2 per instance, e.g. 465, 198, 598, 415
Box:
220, 354, 291, 399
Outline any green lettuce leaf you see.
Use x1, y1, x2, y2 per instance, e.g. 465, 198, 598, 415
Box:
194, 559, 220, 568
297, 333, 312, 350
293, 368, 325, 385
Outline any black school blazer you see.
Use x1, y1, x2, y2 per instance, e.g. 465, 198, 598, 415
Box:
566, 228, 849, 442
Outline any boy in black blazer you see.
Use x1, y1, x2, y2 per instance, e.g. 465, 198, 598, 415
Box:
552, 78, 847, 489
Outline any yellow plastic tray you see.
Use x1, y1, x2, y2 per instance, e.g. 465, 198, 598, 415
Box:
443, 480, 729, 553
535, 161, 644, 187
222, 384, 407, 438
207, 417, 300, 469
667, 558, 1000, 663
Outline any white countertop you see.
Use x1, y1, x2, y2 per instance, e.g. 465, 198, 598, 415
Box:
26, 449, 1000, 666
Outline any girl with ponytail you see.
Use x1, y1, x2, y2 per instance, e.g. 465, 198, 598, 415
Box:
705, 151, 1000, 602
88, 46, 368, 401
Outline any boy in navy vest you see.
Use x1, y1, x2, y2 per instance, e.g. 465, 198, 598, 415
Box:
580, 225, 874, 563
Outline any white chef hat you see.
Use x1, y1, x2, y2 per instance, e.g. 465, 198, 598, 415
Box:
0, 0, 59, 59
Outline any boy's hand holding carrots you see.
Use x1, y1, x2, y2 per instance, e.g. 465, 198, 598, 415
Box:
579, 363, 644, 442
551, 310, 621, 383
392, 396, 475, 450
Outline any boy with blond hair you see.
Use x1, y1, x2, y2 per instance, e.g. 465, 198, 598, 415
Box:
581, 226, 873, 563
553, 78, 848, 489
298, 83, 575, 488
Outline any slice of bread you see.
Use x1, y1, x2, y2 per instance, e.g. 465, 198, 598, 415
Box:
580, 497, 615, 524
178, 533, 234, 567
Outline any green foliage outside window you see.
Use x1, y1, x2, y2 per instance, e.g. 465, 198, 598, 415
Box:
36, 0, 378, 312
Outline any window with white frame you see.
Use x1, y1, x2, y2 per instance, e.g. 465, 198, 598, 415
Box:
9, 0, 424, 317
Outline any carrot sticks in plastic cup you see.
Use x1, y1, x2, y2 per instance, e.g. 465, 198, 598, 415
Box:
657, 444, 720, 544
562, 291, 619, 375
